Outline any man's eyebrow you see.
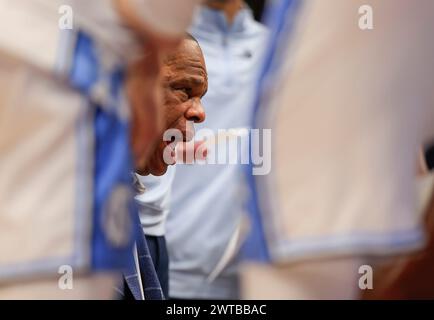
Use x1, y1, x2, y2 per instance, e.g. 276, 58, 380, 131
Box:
173, 75, 206, 86
171, 75, 208, 98
188, 75, 207, 85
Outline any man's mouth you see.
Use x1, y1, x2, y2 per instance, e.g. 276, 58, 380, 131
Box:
163, 127, 195, 166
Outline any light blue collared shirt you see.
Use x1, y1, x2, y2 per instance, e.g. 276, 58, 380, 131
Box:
166, 5, 268, 299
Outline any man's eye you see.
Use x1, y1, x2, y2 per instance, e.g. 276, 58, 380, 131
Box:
175, 87, 191, 97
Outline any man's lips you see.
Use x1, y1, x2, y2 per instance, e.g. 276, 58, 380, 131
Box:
165, 140, 178, 165
175, 140, 208, 164
161, 126, 195, 165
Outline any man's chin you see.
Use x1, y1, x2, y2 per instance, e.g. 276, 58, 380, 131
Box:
151, 167, 168, 176
148, 163, 169, 177
135, 162, 168, 177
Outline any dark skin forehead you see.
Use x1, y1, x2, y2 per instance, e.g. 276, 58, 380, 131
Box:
162, 39, 208, 98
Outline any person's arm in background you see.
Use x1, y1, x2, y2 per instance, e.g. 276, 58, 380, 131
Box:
114, 0, 201, 52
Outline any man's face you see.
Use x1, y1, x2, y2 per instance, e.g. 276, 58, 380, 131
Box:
140, 39, 208, 176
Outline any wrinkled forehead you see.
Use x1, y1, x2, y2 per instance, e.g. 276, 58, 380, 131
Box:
163, 40, 207, 79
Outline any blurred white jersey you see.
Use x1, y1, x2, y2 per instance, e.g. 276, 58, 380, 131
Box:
0, 0, 136, 285
0, 0, 201, 75
244, 0, 434, 264
0, 0, 199, 288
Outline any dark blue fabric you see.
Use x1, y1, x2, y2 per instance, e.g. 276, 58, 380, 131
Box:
137, 230, 165, 300
122, 217, 164, 300
145, 235, 169, 298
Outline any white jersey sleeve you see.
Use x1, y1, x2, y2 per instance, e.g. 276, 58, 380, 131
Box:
135, 166, 175, 237
252, 0, 434, 264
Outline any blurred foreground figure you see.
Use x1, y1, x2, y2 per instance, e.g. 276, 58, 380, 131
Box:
0, 0, 199, 299
363, 186, 434, 300
241, 0, 434, 299
361, 147, 434, 299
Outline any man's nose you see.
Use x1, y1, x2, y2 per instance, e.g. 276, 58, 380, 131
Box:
185, 98, 206, 123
